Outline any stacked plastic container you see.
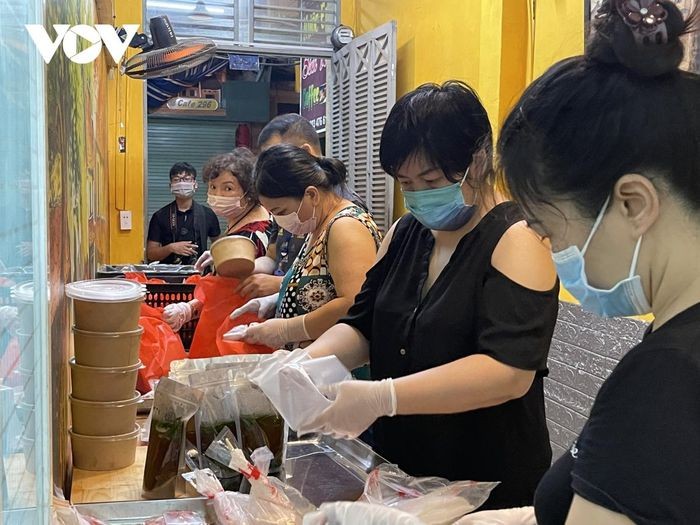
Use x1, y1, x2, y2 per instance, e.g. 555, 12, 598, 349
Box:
65, 279, 145, 471
11, 282, 36, 472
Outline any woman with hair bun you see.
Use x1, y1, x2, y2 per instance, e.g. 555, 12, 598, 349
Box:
227, 144, 381, 350
491, 1, 700, 523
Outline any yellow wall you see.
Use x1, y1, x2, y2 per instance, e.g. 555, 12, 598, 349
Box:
532, 1, 585, 79
107, 0, 146, 263
342, 0, 584, 218
343, 0, 586, 305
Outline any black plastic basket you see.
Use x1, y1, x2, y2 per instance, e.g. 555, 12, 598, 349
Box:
144, 283, 198, 349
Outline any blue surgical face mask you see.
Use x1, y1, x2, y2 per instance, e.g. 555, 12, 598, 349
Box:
552, 196, 651, 318
403, 169, 476, 231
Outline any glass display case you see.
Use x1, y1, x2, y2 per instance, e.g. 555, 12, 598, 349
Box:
0, 0, 52, 522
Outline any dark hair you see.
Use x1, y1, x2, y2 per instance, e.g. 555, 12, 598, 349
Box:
258, 114, 322, 152
169, 162, 196, 180
254, 143, 347, 199
498, 0, 700, 217
379, 81, 492, 183
202, 147, 258, 203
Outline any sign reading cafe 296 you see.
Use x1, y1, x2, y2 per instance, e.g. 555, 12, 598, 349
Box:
25, 24, 139, 64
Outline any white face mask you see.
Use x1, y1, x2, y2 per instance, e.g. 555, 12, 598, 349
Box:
171, 181, 196, 198
207, 193, 245, 218
274, 196, 317, 236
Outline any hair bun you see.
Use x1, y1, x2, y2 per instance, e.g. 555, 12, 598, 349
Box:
587, 0, 689, 77
316, 156, 348, 186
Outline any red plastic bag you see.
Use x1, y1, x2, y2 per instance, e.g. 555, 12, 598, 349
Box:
137, 316, 187, 393
189, 276, 273, 358
141, 302, 164, 319
185, 274, 202, 285
124, 272, 166, 284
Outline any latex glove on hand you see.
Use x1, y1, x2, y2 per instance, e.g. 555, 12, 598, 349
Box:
253, 255, 277, 275
194, 250, 213, 272
303, 502, 422, 525
301, 379, 396, 439
162, 302, 192, 332
223, 316, 309, 349
454, 507, 536, 525
235, 274, 283, 299
230, 293, 279, 321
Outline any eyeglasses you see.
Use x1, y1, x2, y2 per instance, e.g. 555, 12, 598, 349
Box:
172, 175, 195, 183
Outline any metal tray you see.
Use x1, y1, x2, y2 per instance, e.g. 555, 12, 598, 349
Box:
74, 497, 215, 524
75, 435, 389, 522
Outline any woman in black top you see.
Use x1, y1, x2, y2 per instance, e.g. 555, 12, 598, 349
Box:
301, 81, 560, 509
493, 2, 700, 524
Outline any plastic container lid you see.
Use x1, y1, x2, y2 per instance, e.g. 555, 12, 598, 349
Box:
11, 282, 35, 304
65, 279, 146, 303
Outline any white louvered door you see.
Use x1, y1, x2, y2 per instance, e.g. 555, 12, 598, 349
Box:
327, 21, 397, 234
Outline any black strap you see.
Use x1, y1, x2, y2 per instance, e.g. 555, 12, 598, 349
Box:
192, 201, 208, 250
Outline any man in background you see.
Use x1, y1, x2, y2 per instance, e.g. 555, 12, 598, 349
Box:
146, 162, 220, 265
235, 114, 368, 299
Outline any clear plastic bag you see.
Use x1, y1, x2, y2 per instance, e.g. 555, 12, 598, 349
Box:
231, 374, 286, 474
453, 507, 536, 525
363, 464, 499, 525
144, 511, 207, 525
169, 354, 264, 385
251, 355, 351, 433
303, 501, 424, 525
186, 368, 242, 490
205, 428, 315, 517
142, 377, 204, 500
185, 462, 312, 524
187, 368, 240, 453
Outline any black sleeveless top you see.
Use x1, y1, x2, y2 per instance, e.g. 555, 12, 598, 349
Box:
342, 202, 559, 509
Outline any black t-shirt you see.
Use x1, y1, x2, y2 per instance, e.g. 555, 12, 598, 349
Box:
268, 219, 306, 276
147, 200, 220, 264
342, 202, 560, 509
535, 303, 700, 525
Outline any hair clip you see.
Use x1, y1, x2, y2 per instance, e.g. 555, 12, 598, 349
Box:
616, 0, 669, 44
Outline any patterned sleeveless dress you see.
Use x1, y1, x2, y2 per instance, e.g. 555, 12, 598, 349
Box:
276, 205, 382, 323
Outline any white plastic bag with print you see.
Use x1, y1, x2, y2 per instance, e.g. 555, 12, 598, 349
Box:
251, 354, 351, 432
195, 428, 315, 523
363, 464, 499, 525
185, 468, 302, 525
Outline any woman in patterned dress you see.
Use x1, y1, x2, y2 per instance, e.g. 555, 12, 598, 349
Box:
228, 144, 381, 350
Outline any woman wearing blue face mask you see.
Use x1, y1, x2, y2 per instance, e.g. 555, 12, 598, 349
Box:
497, 2, 700, 524
226, 144, 382, 350
298, 81, 560, 510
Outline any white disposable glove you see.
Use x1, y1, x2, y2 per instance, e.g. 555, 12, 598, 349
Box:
223, 316, 309, 349
303, 501, 422, 525
454, 507, 536, 525
253, 255, 277, 275
162, 302, 192, 332
230, 293, 279, 321
301, 379, 397, 439
194, 250, 213, 272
